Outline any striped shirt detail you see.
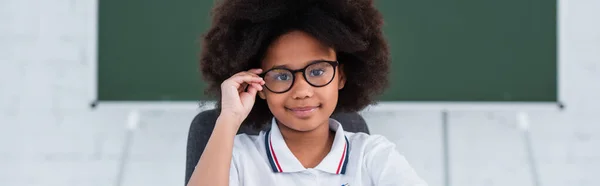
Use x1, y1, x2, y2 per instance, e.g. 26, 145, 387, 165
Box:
265, 129, 350, 174
264, 129, 283, 172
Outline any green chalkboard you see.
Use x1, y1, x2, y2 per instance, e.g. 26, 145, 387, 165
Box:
98, 0, 212, 101
97, 0, 557, 102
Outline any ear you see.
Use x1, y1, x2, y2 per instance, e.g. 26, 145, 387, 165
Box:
337, 64, 346, 90
258, 90, 266, 99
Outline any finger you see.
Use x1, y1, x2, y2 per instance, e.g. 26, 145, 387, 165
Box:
229, 75, 264, 86
236, 68, 264, 77
246, 86, 257, 96
248, 68, 263, 74
238, 83, 249, 93
233, 68, 261, 75
250, 83, 263, 91
241, 86, 258, 107
241, 83, 262, 92
225, 78, 263, 91
234, 71, 261, 79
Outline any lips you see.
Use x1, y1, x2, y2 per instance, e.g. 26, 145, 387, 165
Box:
286, 105, 321, 118
288, 106, 320, 111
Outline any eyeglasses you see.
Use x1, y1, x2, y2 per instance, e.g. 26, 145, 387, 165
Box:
259, 60, 339, 93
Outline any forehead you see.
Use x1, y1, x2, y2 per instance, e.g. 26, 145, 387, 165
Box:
261, 30, 336, 70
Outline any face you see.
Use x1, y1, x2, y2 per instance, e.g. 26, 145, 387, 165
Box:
258, 30, 346, 132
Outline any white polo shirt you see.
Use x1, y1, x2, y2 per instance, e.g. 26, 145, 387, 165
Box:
229, 118, 428, 186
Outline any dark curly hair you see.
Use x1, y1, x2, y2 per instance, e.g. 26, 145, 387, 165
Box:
199, 0, 390, 129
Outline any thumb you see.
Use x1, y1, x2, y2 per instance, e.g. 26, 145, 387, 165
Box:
240, 86, 258, 110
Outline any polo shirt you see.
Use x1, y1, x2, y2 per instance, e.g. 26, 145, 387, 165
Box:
229, 118, 428, 186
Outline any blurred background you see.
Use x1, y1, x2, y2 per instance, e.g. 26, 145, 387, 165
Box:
1, 0, 599, 186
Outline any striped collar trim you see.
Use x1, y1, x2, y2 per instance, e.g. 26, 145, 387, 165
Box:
264, 118, 350, 174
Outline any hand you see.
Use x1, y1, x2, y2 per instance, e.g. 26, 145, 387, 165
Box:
219, 68, 265, 124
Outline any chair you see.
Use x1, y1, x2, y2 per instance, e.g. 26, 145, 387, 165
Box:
184, 108, 370, 185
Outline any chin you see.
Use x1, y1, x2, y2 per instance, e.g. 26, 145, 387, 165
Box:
287, 122, 321, 132
279, 112, 329, 132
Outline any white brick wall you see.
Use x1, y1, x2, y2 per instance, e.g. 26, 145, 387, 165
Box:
1, 0, 598, 186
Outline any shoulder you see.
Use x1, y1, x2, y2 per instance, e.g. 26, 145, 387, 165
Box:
345, 132, 397, 153
345, 132, 406, 169
232, 133, 261, 150
346, 132, 428, 185
344, 132, 403, 167
231, 132, 265, 159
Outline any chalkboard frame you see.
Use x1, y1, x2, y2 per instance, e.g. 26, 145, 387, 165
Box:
89, 0, 564, 111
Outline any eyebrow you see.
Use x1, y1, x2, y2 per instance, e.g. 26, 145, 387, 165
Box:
268, 59, 330, 70
271, 64, 289, 69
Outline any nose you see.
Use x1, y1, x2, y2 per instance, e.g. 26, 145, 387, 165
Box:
290, 72, 313, 99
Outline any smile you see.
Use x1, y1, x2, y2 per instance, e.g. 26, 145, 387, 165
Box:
286, 105, 321, 118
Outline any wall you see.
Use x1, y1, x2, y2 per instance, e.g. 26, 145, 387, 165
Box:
0, 0, 598, 186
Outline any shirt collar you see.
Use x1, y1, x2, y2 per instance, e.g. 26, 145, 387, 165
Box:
264, 117, 350, 174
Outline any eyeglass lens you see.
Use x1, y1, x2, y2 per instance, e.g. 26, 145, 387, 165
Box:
263, 61, 336, 93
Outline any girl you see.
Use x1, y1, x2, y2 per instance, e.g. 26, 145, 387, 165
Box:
189, 0, 427, 185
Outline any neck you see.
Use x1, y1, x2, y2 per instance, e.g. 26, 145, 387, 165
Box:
277, 119, 335, 168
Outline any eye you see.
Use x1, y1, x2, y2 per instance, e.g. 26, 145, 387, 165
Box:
265, 69, 292, 82
309, 69, 325, 76
275, 73, 291, 81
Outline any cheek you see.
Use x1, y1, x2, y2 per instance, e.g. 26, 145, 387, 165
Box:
264, 93, 287, 110
317, 83, 340, 109
325, 86, 340, 103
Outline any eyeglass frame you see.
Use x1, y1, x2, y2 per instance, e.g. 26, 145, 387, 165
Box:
258, 60, 340, 94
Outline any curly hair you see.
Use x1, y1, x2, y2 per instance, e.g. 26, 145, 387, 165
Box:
199, 0, 390, 129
